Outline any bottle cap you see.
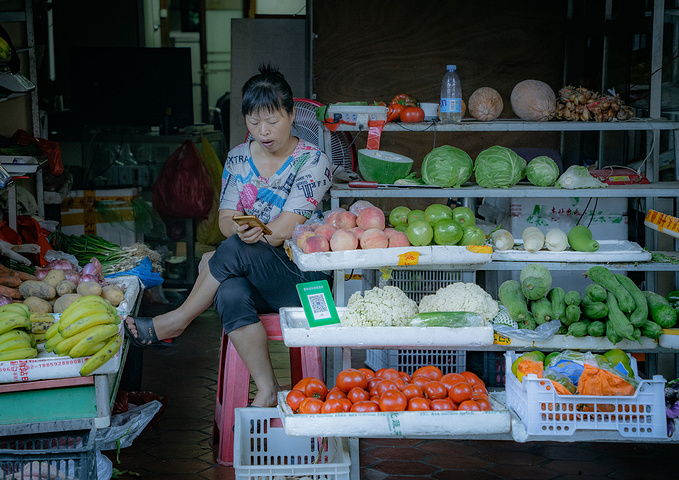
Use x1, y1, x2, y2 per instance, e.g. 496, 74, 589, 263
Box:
447, 65, 456, 71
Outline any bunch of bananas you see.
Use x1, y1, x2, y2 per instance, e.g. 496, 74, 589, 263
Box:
30, 313, 56, 344
0, 303, 38, 361
45, 295, 123, 376
0, 36, 10, 61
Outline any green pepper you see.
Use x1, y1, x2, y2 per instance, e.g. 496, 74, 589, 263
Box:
666, 290, 679, 308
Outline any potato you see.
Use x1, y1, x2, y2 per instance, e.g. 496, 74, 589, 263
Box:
76, 281, 103, 297
53, 293, 82, 314
42, 269, 66, 288
23, 296, 53, 314
101, 284, 124, 307
55, 279, 77, 296
19, 280, 57, 300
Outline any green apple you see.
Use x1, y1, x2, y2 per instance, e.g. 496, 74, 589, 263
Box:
433, 218, 463, 245
394, 223, 408, 232
406, 220, 433, 246
389, 206, 411, 227
424, 203, 453, 226
452, 206, 476, 226
407, 209, 425, 224
459, 225, 486, 246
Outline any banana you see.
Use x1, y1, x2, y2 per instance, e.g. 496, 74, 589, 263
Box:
0, 337, 33, 353
54, 328, 93, 356
33, 333, 46, 344
80, 340, 108, 357
0, 347, 38, 362
31, 321, 56, 335
79, 333, 122, 376
0, 36, 10, 51
59, 297, 110, 332
0, 328, 33, 346
44, 331, 64, 353
68, 324, 119, 358
30, 312, 55, 323
0, 315, 31, 335
60, 311, 117, 339
45, 322, 60, 340
0, 303, 31, 318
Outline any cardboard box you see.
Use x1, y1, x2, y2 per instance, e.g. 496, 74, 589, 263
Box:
60, 188, 143, 246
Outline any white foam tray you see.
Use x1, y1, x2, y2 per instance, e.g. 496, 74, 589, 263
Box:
0, 276, 141, 383
491, 240, 651, 262
277, 391, 510, 437
0, 155, 44, 174
659, 331, 679, 349
280, 307, 494, 348
285, 240, 491, 272
494, 332, 659, 350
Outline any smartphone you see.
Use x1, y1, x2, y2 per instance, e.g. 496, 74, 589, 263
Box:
232, 215, 272, 235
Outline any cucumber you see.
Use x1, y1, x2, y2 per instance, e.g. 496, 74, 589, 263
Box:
531, 297, 553, 325
587, 320, 606, 337
614, 274, 648, 328
564, 290, 581, 306
518, 312, 537, 330
582, 301, 608, 319
606, 320, 623, 345
409, 311, 484, 328
563, 304, 581, 326
549, 287, 566, 320
567, 225, 599, 252
587, 266, 635, 314
641, 320, 664, 340
584, 283, 607, 303
605, 291, 636, 341
498, 280, 529, 322
643, 291, 678, 328
567, 321, 589, 337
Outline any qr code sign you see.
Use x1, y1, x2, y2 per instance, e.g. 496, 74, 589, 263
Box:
308, 293, 330, 319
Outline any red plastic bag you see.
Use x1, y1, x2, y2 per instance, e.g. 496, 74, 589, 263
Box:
11, 129, 64, 176
152, 140, 214, 219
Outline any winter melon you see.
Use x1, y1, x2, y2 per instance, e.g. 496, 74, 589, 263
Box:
357, 149, 413, 184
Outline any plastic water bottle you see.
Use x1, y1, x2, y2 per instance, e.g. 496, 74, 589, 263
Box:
440, 65, 462, 123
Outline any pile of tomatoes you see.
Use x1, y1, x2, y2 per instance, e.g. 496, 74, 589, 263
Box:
286, 365, 492, 414
386, 93, 425, 123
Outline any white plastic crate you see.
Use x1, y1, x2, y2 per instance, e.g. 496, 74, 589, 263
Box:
504, 351, 667, 439
365, 270, 474, 374
234, 407, 351, 480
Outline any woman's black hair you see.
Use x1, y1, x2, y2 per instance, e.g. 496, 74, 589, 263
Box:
241, 63, 294, 117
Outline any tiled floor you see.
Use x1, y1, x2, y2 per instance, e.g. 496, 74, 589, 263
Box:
109, 306, 679, 480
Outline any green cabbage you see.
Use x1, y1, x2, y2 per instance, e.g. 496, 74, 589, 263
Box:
474, 146, 527, 188
525, 156, 560, 187
421, 145, 473, 188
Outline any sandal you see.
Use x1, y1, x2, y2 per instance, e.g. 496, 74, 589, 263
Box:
124, 317, 174, 347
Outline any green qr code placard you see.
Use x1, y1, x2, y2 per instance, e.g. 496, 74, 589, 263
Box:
296, 280, 340, 327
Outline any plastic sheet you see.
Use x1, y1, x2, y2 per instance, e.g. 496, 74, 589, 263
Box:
95, 400, 163, 451
493, 319, 562, 341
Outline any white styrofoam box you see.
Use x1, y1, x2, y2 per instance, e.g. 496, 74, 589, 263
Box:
659, 330, 679, 348
234, 407, 350, 480
0, 276, 141, 383
493, 332, 658, 351
364, 349, 466, 376
279, 307, 494, 348
504, 351, 667, 439
506, 197, 628, 239
285, 240, 491, 272
491, 240, 651, 263
60, 188, 144, 247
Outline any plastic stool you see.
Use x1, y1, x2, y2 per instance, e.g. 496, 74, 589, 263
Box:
211, 313, 324, 466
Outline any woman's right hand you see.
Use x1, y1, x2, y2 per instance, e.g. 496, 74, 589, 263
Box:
236, 223, 264, 244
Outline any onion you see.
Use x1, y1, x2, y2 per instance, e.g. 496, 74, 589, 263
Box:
82, 263, 97, 276
0, 295, 13, 307
64, 269, 81, 286
79, 274, 100, 284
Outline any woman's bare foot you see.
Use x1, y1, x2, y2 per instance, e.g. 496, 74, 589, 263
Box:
125, 310, 190, 343
250, 384, 281, 407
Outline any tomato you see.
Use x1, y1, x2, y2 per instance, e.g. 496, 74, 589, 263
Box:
399, 371, 412, 384
321, 398, 345, 414
359, 368, 376, 380
350, 400, 380, 413
407, 397, 430, 411
390, 93, 418, 107
449, 382, 473, 404
378, 390, 407, 412
424, 380, 448, 400
380, 368, 401, 382
413, 366, 443, 382
412, 376, 430, 390
347, 387, 370, 404
474, 397, 493, 411
472, 384, 488, 396
472, 391, 489, 401
336, 368, 368, 393
298, 397, 323, 414
370, 395, 380, 403
302, 378, 328, 401
400, 106, 425, 123
374, 368, 387, 378
286, 390, 307, 413
326, 389, 348, 400
461, 371, 486, 388
292, 378, 311, 392
401, 384, 424, 401
441, 373, 468, 391
392, 377, 407, 390
338, 398, 353, 412
430, 398, 456, 411
375, 379, 399, 397
458, 400, 482, 411
387, 102, 404, 122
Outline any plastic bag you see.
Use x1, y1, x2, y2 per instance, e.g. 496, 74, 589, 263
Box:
96, 450, 113, 480
196, 137, 227, 246
577, 363, 636, 396
152, 140, 214, 219
95, 400, 163, 451
11, 129, 64, 176
105, 256, 163, 289
555, 165, 607, 189
349, 200, 375, 216
493, 318, 561, 341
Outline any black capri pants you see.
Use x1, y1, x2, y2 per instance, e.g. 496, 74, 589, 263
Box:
208, 235, 332, 334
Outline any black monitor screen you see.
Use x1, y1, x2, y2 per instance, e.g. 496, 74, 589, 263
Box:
69, 47, 194, 129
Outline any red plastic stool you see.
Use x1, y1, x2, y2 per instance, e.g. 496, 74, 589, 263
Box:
211, 313, 324, 466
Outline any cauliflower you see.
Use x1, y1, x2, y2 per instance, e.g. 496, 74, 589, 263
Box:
341, 286, 418, 327
418, 282, 499, 323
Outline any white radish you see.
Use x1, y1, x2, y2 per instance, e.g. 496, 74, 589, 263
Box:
490, 229, 515, 251
544, 228, 568, 252
522, 226, 545, 253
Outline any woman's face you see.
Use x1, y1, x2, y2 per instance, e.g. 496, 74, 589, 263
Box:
245, 107, 295, 154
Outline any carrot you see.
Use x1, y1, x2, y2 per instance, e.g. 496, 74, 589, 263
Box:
0, 275, 22, 288
0, 285, 22, 299
0, 264, 36, 282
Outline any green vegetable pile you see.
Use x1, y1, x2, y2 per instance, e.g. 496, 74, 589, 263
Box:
421, 145, 473, 188
474, 146, 527, 188
497, 264, 677, 344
